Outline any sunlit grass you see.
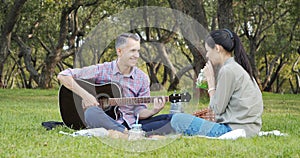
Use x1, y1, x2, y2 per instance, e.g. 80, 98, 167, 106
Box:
0, 89, 299, 157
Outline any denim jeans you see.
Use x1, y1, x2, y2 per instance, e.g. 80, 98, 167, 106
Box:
139, 114, 175, 135
85, 106, 126, 132
170, 113, 232, 137
85, 106, 174, 135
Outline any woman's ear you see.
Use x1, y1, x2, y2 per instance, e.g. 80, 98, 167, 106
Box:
215, 44, 224, 53
215, 44, 221, 52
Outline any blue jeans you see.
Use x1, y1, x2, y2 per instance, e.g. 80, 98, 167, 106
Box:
85, 106, 126, 132
139, 114, 175, 135
171, 113, 232, 137
85, 106, 174, 135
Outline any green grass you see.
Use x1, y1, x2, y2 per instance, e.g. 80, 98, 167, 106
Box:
0, 89, 299, 157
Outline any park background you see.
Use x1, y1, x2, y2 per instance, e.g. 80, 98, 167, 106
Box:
0, 0, 299, 157
0, 0, 299, 93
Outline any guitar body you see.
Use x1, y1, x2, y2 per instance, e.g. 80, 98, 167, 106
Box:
59, 79, 122, 130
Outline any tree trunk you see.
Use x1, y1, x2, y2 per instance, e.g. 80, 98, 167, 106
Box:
290, 54, 300, 93
13, 35, 40, 86
40, 2, 82, 88
217, 0, 234, 30
264, 58, 286, 91
168, 0, 208, 96
147, 63, 163, 91
249, 37, 262, 89
0, 0, 27, 88
168, 0, 208, 29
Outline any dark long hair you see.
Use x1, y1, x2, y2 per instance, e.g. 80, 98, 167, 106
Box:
205, 29, 254, 80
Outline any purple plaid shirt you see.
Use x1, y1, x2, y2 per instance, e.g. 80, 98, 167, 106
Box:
59, 60, 150, 127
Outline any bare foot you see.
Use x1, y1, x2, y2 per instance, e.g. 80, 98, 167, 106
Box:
107, 130, 128, 139
148, 135, 166, 140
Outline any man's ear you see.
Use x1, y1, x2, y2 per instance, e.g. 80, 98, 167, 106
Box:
116, 48, 122, 56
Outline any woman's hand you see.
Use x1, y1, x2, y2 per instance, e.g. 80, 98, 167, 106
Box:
203, 61, 216, 91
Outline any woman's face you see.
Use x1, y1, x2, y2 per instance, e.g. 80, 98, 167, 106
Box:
205, 43, 221, 65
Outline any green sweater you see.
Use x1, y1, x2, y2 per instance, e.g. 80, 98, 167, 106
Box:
209, 57, 264, 137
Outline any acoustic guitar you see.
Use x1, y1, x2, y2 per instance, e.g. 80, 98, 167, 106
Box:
59, 79, 191, 130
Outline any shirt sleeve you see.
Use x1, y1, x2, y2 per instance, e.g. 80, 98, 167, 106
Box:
209, 67, 236, 115
58, 64, 100, 80
134, 74, 150, 116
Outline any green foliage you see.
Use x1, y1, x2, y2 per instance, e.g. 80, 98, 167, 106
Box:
203, 0, 218, 29
0, 89, 299, 157
232, 0, 300, 93
0, 0, 299, 92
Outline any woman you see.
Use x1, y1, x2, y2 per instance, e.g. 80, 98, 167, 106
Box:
171, 29, 263, 137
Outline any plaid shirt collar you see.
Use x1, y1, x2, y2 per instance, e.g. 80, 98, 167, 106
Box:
112, 60, 136, 79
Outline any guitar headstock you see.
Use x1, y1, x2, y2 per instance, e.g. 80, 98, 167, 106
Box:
169, 92, 191, 103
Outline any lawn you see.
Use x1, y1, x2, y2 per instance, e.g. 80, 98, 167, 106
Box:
0, 89, 299, 157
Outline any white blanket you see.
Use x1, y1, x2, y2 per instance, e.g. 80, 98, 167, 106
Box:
194, 129, 288, 140
59, 128, 288, 140
258, 130, 288, 136
59, 128, 109, 137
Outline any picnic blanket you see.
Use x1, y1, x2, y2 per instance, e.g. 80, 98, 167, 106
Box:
192, 129, 288, 140
41, 121, 288, 140
59, 128, 109, 137
58, 128, 288, 140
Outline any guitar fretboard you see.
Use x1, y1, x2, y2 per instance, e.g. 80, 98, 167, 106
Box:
108, 96, 170, 106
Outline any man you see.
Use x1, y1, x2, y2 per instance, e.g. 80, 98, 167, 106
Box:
57, 33, 173, 135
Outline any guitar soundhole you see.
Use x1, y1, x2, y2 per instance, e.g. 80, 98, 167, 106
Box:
96, 93, 110, 111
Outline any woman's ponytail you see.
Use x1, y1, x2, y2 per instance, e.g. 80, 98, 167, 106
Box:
231, 31, 254, 80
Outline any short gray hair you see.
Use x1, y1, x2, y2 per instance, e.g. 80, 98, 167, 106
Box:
115, 33, 140, 49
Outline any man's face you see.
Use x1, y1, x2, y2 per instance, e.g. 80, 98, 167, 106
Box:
117, 38, 140, 67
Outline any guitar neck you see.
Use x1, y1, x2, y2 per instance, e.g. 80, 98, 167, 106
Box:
108, 96, 170, 106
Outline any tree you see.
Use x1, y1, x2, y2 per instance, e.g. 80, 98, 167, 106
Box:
7, 0, 106, 88
289, 47, 300, 94
0, 0, 27, 88
217, 0, 234, 30
234, 0, 296, 92
0, 0, 299, 94
168, 0, 208, 94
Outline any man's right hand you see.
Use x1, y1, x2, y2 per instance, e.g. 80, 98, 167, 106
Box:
81, 93, 99, 110
57, 75, 99, 110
